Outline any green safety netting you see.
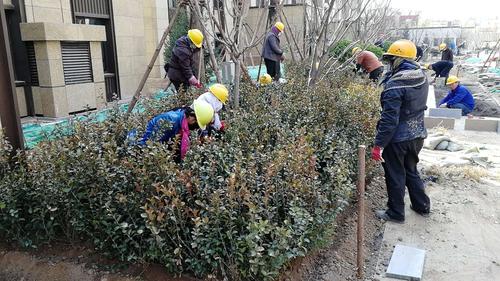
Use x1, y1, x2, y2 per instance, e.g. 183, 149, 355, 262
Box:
23, 64, 284, 148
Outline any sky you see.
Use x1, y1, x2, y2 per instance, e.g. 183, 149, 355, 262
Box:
390, 0, 500, 22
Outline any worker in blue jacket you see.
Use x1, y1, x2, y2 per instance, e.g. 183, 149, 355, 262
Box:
128, 100, 214, 162
371, 39, 431, 224
438, 75, 475, 116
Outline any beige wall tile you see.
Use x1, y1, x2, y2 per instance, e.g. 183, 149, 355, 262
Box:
92, 59, 105, 83
21, 23, 106, 42
94, 82, 106, 109
118, 75, 140, 100
90, 42, 103, 59
116, 56, 133, 76
34, 41, 62, 60
40, 86, 68, 117
33, 7, 64, 23
16, 87, 28, 117
36, 59, 65, 87
31, 87, 43, 115
62, 8, 72, 24
24, 3, 35, 22
65, 83, 96, 113
31, 0, 62, 9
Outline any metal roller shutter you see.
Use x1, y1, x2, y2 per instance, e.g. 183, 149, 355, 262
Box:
72, 0, 110, 19
61, 42, 93, 85
26, 42, 39, 86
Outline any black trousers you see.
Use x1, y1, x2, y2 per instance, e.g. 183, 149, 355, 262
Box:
264, 58, 281, 80
171, 80, 189, 93
382, 138, 430, 220
369, 66, 384, 82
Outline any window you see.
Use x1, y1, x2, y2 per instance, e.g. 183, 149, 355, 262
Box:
250, 0, 303, 8
61, 42, 93, 85
71, 0, 110, 19
26, 42, 39, 86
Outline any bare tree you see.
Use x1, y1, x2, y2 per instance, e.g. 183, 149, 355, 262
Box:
192, 0, 269, 108
301, 0, 394, 86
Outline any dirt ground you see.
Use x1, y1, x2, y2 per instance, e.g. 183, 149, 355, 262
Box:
372, 130, 500, 281
0, 244, 199, 281
280, 176, 387, 281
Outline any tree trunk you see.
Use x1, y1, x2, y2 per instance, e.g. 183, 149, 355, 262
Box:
192, 0, 222, 82
233, 59, 241, 109
190, 5, 205, 82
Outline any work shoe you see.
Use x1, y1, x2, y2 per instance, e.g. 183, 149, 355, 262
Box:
375, 210, 404, 224
410, 205, 430, 218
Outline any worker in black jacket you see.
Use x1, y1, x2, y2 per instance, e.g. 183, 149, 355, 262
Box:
372, 39, 431, 224
167, 29, 204, 92
439, 43, 453, 62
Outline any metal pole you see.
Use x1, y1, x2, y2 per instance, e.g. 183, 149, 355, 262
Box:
357, 145, 366, 279
0, 2, 24, 151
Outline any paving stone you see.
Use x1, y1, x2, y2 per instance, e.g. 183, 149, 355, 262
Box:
429, 108, 462, 119
424, 117, 455, 129
464, 119, 499, 132
386, 244, 426, 281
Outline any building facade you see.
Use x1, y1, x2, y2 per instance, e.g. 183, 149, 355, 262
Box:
3, 0, 169, 118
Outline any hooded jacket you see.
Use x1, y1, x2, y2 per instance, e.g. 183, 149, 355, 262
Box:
262, 29, 283, 62
167, 36, 199, 83
375, 60, 429, 147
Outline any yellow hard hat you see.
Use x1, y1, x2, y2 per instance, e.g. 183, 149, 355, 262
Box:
193, 99, 214, 130
259, 74, 272, 86
446, 75, 459, 85
352, 47, 361, 55
209, 83, 229, 104
275, 22, 285, 32
383, 39, 417, 60
188, 29, 204, 48
439, 43, 447, 51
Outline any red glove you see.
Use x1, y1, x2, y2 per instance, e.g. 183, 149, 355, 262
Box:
220, 121, 226, 131
195, 82, 203, 89
371, 146, 383, 161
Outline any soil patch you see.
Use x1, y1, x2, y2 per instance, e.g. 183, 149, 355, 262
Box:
280, 175, 387, 281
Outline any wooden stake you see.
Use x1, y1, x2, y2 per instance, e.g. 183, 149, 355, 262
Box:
197, 45, 203, 81
357, 145, 366, 279
126, 4, 183, 115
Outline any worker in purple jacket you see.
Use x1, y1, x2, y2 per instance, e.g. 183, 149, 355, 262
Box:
262, 22, 285, 81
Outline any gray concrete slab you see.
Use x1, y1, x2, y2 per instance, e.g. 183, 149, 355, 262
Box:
386, 245, 426, 281
424, 117, 455, 129
464, 119, 499, 132
428, 108, 462, 119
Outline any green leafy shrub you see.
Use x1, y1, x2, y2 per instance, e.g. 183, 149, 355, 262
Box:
0, 64, 380, 280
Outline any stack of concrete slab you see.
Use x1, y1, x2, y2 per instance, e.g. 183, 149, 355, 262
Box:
464, 118, 500, 133
425, 108, 462, 130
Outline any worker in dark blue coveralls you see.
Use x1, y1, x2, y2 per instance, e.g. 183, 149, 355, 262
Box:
438, 75, 475, 116
424, 43, 454, 84
371, 39, 431, 224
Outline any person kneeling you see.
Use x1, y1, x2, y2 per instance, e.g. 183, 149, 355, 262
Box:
438, 75, 475, 116
134, 100, 214, 162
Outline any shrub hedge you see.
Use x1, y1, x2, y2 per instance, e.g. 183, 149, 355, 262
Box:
330, 39, 385, 63
0, 64, 380, 280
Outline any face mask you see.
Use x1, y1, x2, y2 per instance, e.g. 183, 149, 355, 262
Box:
278, 32, 282, 37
